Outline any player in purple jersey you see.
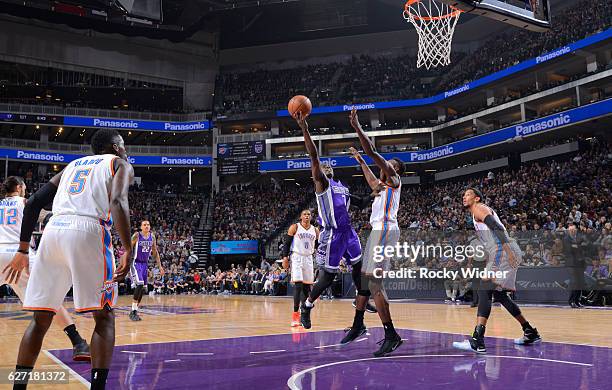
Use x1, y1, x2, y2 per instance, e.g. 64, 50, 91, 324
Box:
294, 112, 374, 331
129, 220, 164, 321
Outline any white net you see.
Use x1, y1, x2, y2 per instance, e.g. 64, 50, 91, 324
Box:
403, 0, 461, 69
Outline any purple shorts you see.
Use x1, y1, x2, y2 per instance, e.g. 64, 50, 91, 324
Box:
316, 227, 362, 272
130, 262, 148, 287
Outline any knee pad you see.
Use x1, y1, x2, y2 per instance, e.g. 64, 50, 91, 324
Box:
477, 290, 493, 319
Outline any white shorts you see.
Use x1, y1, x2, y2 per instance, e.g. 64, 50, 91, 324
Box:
0, 245, 28, 300
290, 254, 314, 284
23, 215, 118, 313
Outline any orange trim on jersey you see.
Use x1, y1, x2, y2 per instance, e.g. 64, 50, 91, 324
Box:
22, 306, 57, 313
110, 156, 119, 177
75, 306, 112, 313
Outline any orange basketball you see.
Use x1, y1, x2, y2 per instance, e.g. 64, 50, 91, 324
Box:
288, 95, 312, 119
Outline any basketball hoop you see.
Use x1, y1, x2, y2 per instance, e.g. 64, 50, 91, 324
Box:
403, 0, 462, 69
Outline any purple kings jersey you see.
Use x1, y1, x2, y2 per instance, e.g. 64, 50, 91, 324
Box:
134, 232, 153, 264
316, 178, 352, 230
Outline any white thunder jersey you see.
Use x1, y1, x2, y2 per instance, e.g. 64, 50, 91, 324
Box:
0, 196, 26, 244
472, 206, 506, 247
53, 154, 119, 224
369, 181, 401, 229
291, 223, 316, 256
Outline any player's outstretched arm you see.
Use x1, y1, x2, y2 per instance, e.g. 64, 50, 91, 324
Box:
295, 112, 328, 193
349, 109, 399, 187
348, 147, 379, 190
3, 172, 64, 284
111, 158, 134, 282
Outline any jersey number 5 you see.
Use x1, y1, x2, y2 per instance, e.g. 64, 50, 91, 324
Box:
68, 169, 92, 195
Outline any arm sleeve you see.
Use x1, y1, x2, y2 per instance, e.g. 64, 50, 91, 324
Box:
281, 235, 294, 258
349, 194, 371, 210
483, 214, 509, 244
21, 183, 57, 243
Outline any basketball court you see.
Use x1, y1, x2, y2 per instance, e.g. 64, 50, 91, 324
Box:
1, 295, 611, 389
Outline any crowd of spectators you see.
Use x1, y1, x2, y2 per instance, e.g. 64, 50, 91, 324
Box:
212, 182, 311, 242
214, 0, 610, 117
146, 258, 291, 297
114, 187, 206, 290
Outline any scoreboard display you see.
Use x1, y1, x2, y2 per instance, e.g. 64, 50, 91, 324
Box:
217, 141, 265, 175
0, 113, 62, 124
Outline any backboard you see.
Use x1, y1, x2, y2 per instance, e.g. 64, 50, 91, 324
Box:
439, 0, 551, 31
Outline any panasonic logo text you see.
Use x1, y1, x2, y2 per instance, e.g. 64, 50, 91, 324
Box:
515, 114, 571, 136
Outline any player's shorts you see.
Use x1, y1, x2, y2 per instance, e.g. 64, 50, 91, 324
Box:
23, 215, 118, 313
0, 244, 28, 300
316, 226, 362, 273
483, 239, 521, 291
363, 223, 401, 275
130, 262, 148, 287
290, 253, 314, 284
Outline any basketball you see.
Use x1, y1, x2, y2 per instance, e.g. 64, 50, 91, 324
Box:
288, 95, 312, 119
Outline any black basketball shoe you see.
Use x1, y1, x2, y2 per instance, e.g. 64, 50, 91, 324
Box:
340, 326, 367, 345
373, 334, 403, 357
300, 305, 312, 329
129, 310, 142, 321
72, 340, 91, 362
515, 327, 541, 345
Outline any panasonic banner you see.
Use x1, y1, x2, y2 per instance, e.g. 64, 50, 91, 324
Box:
260, 98, 612, 172
63, 117, 212, 132
276, 28, 612, 117
0, 148, 212, 167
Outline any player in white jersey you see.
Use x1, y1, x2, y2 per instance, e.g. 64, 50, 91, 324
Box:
3, 129, 134, 389
281, 209, 319, 327
0, 176, 91, 362
453, 188, 541, 354
341, 109, 406, 357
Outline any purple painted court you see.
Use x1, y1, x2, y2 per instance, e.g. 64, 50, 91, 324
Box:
47, 328, 611, 389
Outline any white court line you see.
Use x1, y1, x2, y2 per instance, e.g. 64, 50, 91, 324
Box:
42, 350, 90, 388
48, 327, 347, 350
404, 326, 612, 350
354, 337, 368, 343
120, 350, 148, 355
177, 353, 214, 356
250, 349, 286, 354
164, 359, 181, 363
287, 354, 593, 390
314, 343, 343, 349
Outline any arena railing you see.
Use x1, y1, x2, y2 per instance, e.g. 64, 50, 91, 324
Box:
0, 137, 211, 155
0, 103, 210, 122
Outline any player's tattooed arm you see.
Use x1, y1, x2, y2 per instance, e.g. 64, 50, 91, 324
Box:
348, 147, 380, 190
295, 111, 328, 193
152, 234, 165, 276
349, 109, 399, 187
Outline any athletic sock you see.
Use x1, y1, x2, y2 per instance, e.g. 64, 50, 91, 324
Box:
383, 321, 398, 339
132, 303, 138, 312
473, 324, 486, 338
352, 309, 365, 329
64, 324, 85, 346
91, 368, 109, 390
521, 322, 533, 331
13, 365, 33, 389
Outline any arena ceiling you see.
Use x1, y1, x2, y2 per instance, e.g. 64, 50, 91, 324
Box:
0, 0, 575, 45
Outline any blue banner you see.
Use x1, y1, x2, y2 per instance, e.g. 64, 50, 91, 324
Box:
276, 29, 612, 117
260, 98, 612, 171
0, 148, 212, 167
211, 240, 259, 255
63, 116, 212, 132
